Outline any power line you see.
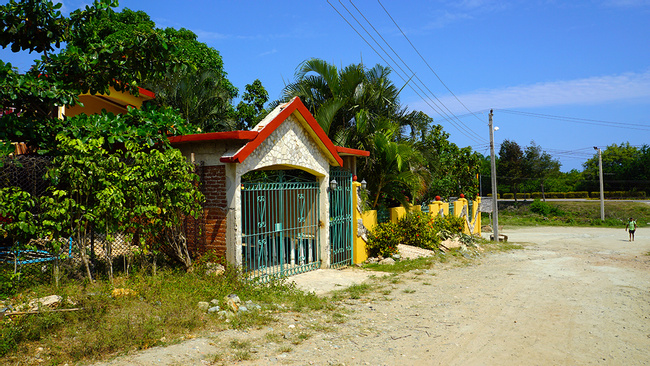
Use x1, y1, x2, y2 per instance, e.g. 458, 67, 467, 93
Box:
347, 1, 486, 143
326, 1, 487, 144
377, 0, 486, 125
498, 109, 650, 131
333, 1, 485, 143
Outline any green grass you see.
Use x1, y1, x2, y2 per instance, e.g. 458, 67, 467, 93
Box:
0, 264, 333, 365
363, 256, 441, 273
330, 283, 372, 300
493, 200, 650, 228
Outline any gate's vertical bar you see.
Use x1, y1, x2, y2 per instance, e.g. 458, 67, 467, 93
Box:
347, 174, 357, 264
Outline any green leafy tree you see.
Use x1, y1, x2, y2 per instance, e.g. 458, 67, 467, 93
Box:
0, 0, 67, 54
235, 79, 269, 130
417, 124, 480, 200
497, 139, 524, 200
365, 131, 427, 209
280, 58, 404, 139
0, 187, 39, 249
161, 27, 237, 98
124, 144, 203, 271
580, 142, 646, 193
0, 0, 187, 154
42, 137, 111, 281
521, 141, 561, 200
281, 59, 433, 207
41, 136, 204, 280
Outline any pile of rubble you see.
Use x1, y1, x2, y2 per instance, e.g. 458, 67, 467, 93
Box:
196, 293, 263, 320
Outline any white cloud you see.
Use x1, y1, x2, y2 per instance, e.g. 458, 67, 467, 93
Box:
258, 49, 278, 57
421, 71, 650, 114
193, 30, 232, 41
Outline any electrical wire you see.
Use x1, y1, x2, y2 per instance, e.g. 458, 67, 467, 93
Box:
498, 109, 650, 131
377, 0, 486, 125
347, 1, 486, 143
326, 1, 487, 144
332, 1, 485, 144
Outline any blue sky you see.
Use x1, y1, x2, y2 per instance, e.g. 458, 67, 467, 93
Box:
2, 0, 649, 171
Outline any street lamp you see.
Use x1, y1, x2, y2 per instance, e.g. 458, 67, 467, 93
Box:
594, 146, 605, 220
329, 179, 338, 192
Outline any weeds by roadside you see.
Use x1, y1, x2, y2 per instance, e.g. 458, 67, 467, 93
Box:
0, 264, 331, 365
0, 237, 526, 365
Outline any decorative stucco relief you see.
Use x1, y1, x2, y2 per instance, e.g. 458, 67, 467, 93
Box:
239, 115, 330, 176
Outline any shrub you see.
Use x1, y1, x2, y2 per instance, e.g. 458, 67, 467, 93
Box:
566, 191, 588, 199
396, 211, 439, 250
529, 199, 563, 217
502, 193, 514, 199
367, 222, 400, 257
431, 214, 466, 238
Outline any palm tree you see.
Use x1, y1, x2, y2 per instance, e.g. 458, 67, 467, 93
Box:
146, 69, 236, 132
281, 58, 430, 208
365, 131, 428, 209
281, 59, 403, 138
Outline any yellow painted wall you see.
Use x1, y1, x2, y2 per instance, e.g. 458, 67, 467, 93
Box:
351, 195, 481, 264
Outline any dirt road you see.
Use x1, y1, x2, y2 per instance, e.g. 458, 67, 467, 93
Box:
93, 227, 650, 365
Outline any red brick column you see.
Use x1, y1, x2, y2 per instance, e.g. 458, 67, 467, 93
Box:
187, 165, 228, 258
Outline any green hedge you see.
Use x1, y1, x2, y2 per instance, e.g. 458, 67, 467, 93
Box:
590, 191, 647, 198
490, 191, 649, 199
566, 191, 589, 198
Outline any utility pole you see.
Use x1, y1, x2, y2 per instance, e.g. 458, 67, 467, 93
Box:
489, 110, 499, 242
594, 146, 605, 220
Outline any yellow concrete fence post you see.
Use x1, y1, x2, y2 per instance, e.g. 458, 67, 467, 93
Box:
472, 197, 482, 235
429, 201, 442, 218
351, 181, 368, 264
389, 206, 406, 223
454, 198, 470, 234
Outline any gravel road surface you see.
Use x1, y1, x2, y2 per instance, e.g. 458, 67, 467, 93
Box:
91, 226, 650, 366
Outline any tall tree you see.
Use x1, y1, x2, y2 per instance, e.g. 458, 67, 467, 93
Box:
580, 142, 646, 193
280, 59, 429, 207
498, 139, 524, 200
235, 79, 269, 130
522, 141, 561, 200
417, 124, 480, 200
280, 58, 403, 140
0, 0, 184, 154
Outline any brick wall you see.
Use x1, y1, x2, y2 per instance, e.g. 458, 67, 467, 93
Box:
186, 165, 228, 258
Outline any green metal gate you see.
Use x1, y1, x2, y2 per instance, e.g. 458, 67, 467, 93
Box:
329, 168, 353, 268
241, 171, 320, 280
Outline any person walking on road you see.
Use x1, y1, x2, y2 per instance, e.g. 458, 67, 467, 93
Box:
625, 217, 637, 241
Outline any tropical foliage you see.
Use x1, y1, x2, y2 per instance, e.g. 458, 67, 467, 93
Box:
280, 58, 482, 207
0, 1, 205, 281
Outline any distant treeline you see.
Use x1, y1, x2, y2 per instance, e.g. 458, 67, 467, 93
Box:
488, 191, 647, 199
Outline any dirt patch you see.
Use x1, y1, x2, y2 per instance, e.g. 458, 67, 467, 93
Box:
91, 227, 650, 365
